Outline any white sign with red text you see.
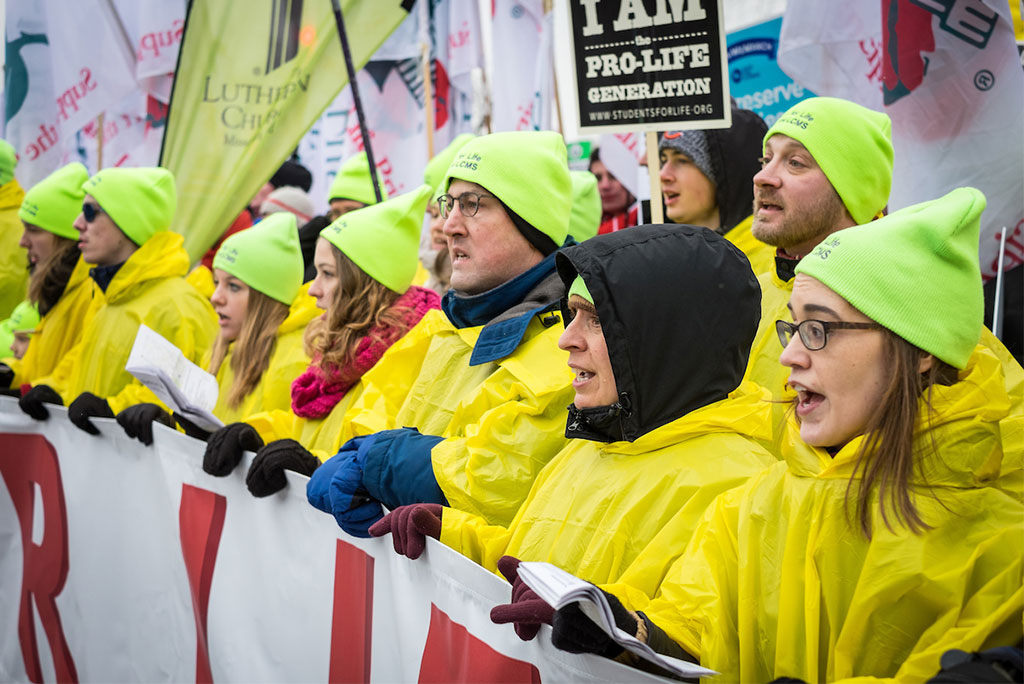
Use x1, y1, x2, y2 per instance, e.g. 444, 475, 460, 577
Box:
0, 398, 670, 684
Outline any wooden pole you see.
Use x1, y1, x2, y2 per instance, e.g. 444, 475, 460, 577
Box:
645, 131, 662, 224
423, 41, 435, 160
96, 114, 105, 170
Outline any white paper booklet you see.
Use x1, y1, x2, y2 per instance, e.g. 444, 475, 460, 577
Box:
516, 561, 717, 679
125, 324, 224, 432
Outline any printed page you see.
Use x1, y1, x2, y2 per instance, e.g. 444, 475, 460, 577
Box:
517, 562, 717, 679
125, 324, 219, 414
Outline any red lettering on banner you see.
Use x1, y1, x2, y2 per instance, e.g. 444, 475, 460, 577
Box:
417, 604, 541, 683
0, 434, 79, 683
329, 540, 374, 683
179, 484, 227, 684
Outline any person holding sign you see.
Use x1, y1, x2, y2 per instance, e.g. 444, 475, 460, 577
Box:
306, 131, 578, 536
367, 225, 776, 607
18, 167, 218, 434
659, 105, 772, 275
200, 186, 440, 497
2, 163, 97, 392
114, 212, 317, 446
543, 189, 1024, 683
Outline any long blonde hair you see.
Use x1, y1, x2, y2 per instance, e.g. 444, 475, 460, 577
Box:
304, 245, 409, 373
208, 288, 290, 409
27, 235, 79, 316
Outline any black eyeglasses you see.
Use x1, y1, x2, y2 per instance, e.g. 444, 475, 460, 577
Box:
437, 192, 497, 219
776, 319, 883, 351
82, 202, 104, 223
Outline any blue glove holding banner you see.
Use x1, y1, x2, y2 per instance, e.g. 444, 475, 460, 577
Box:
306, 434, 384, 538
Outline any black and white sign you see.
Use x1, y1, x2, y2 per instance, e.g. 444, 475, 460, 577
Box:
568, 0, 731, 133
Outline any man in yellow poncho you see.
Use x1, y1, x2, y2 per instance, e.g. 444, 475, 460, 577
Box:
305, 131, 578, 535
367, 224, 778, 612
18, 167, 218, 431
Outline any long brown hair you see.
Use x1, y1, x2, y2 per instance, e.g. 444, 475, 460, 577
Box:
207, 288, 290, 409
845, 330, 959, 538
27, 235, 80, 316
304, 245, 409, 373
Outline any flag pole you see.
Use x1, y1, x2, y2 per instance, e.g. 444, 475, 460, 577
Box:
330, 0, 383, 203
96, 114, 105, 170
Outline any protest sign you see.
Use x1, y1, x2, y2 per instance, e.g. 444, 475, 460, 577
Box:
567, 0, 731, 133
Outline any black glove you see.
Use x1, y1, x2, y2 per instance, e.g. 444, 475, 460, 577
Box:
203, 422, 263, 476
173, 413, 213, 442
0, 363, 13, 389
245, 439, 320, 497
68, 392, 115, 435
19, 384, 63, 420
927, 647, 1024, 683
551, 588, 637, 659
116, 403, 173, 446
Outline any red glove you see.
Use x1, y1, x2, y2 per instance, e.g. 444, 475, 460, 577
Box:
489, 555, 554, 641
368, 503, 442, 560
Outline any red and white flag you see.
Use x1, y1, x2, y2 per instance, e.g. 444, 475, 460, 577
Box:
778, 0, 1024, 279
490, 0, 553, 132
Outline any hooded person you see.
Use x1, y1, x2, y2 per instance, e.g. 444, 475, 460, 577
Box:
742, 97, 1022, 475
200, 185, 441, 497
3, 163, 98, 391
0, 140, 27, 320
368, 225, 778, 607
18, 167, 218, 433
114, 212, 318, 446
296, 152, 388, 282
566, 170, 602, 242
659, 105, 770, 273
420, 134, 475, 293
547, 188, 1024, 683
305, 130, 579, 536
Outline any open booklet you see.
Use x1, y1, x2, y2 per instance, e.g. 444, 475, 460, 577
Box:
516, 562, 717, 680
125, 324, 224, 433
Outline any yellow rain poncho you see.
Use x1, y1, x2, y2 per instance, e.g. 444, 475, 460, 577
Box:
722, 215, 774, 279
341, 307, 575, 527
441, 384, 777, 584
48, 231, 218, 413
9, 256, 99, 388
611, 347, 1024, 683
206, 303, 316, 424
0, 180, 27, 319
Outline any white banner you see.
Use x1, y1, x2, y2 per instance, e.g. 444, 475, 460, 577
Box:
0, 398, 670, 684
778, 0, 1024, 280
490, 0, 552, 132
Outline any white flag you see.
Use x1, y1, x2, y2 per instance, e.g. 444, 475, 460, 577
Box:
491, 0, 553, 132
778, 0, 1024, 279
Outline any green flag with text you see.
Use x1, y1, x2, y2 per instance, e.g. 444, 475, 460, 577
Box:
161, 0, 412, 262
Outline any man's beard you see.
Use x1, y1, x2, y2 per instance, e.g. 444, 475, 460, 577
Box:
751, 189, 846, 252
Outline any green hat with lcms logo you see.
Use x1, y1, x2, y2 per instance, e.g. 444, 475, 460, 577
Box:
19, 162, 89, 240
765, 97, 893, 225
213, 212, 303, 305
442, 130, 572, 247
320, 184, 433, 294
796, 187, 985, 369
82, 167, 177, 245
327, 151, 388, 206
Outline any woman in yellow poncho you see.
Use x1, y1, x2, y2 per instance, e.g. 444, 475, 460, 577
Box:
542, 188, 1023, 683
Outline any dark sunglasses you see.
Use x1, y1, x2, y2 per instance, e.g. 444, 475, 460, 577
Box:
82, 202, 104, 223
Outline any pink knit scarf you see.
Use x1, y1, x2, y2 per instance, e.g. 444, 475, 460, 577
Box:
290, 286, 440, 419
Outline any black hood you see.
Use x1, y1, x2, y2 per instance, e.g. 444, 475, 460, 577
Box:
707, 106, 767, 232
556, 224, 762, 442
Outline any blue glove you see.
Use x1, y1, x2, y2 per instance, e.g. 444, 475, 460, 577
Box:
307, 436, 363, 513
306, 435, 384, 538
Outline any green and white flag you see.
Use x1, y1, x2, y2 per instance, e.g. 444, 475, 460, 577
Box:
161, 0, 412, 262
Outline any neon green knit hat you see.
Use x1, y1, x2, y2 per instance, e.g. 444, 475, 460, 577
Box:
568, 171, 601, 242
423, 134, 475, 190
0, 320, 13, 358
8, 300, 40, 333
0, 140, 17, 185
796, 187, 985, 369
19, 162, 89, 240
765, 97, 893, 225
213, 212, 303, 305
327, 152, 387, 206
442, 130, 572, 247
567, 275, 593, 304
320, 184, 433, 294
83, 167, 177, 245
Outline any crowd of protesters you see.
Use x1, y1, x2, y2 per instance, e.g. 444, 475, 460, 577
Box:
1, 96, 1021, 683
